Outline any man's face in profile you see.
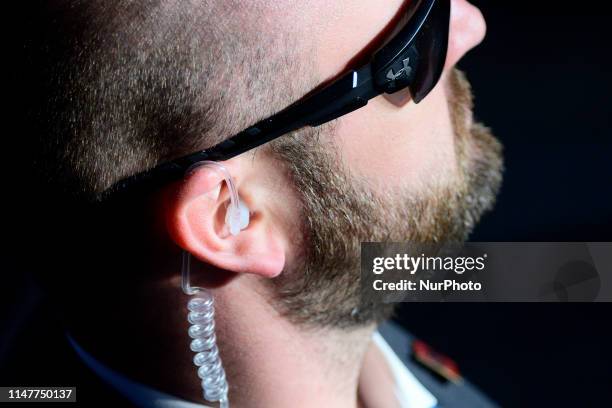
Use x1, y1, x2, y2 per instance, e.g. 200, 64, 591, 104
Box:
263, 0, 502, 326
20, 0, 504, 404
31, 0, 502, 329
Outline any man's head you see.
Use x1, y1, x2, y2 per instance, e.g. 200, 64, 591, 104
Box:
27, 0, 501, 331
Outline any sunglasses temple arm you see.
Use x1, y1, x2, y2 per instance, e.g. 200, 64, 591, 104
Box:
198, 65, 379, 160
107, 66, 379, 196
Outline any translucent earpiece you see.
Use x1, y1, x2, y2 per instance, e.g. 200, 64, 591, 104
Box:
225, 199, 249, 236
181, 160, 248, 408
186, 161, 249, 236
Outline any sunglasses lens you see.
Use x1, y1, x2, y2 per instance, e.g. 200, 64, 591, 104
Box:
410, 0, 450, 103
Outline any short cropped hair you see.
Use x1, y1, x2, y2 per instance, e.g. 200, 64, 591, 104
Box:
24, 0, 311, 199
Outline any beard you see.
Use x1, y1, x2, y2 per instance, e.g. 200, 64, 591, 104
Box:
265, 69, 504, 328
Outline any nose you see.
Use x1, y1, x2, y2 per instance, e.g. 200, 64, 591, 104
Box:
445, 0, 487, 68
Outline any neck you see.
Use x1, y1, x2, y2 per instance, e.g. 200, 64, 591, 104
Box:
62, 242, 377, 407
202, 275, 375, 408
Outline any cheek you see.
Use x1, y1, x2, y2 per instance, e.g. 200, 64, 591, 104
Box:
333, 81, 457, 193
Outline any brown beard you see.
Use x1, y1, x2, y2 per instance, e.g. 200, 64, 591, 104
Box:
265, 69, 504, 328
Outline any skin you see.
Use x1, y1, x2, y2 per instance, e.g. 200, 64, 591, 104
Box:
161, 0, 488, 406
48, 1, 490, 407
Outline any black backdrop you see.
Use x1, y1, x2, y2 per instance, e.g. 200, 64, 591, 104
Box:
2, 1, 611, 407
396, 1, 612, 407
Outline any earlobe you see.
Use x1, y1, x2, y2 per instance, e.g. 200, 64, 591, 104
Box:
165, 160, 286, 279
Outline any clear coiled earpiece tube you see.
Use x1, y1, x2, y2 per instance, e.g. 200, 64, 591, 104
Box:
182, 252, 229, 408
180, 160, 247, 408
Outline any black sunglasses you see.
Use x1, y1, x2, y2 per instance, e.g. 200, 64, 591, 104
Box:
110, 0, 450, 197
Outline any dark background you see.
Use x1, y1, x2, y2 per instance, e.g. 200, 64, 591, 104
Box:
2, 1, 611, 407
396, 1, 612, 407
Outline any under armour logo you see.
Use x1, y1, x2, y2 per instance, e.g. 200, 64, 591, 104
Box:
386, 57, 412, 81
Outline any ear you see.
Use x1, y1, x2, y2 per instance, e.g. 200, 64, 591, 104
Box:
164, 160, 286, 278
